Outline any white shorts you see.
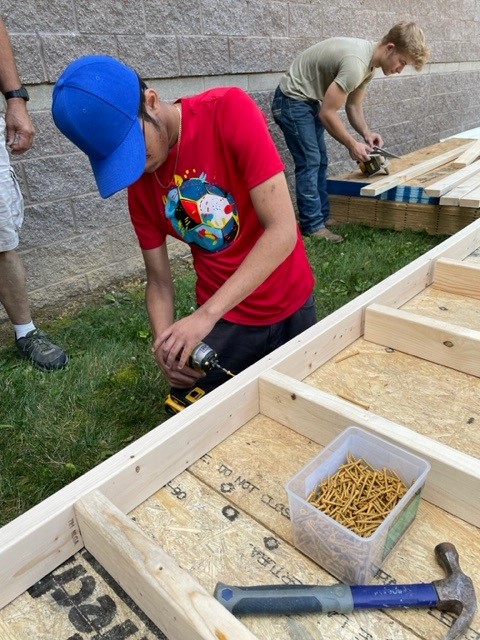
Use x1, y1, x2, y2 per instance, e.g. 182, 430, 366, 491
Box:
0, 116, 24, 252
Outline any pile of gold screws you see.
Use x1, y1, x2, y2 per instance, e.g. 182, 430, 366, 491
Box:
307, 453, 408, 538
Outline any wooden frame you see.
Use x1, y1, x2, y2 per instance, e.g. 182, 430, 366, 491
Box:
2, 220, 480, 639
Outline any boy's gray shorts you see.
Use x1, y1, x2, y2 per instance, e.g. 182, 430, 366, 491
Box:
0, 116, 24, 252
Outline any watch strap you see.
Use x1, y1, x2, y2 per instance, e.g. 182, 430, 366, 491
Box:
3, 85, 29, 101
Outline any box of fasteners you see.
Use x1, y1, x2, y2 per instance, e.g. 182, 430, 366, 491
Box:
285, 426, 431, 584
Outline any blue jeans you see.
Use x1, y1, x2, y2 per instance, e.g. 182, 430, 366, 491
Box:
272, 86, 330, 235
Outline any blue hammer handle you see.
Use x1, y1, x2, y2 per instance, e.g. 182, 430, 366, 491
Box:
214, 582, 439, 616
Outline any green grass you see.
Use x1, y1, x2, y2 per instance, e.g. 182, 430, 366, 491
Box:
0, 225, 446, 526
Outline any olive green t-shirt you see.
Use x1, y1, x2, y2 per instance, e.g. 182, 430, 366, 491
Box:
279, 38, 377, 102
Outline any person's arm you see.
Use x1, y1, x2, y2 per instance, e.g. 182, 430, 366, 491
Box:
345, 86, 384, 149
154, 171, 298, 370
0, 17, 35, 153
319, 81, 374, 162
143, 242, 204, 388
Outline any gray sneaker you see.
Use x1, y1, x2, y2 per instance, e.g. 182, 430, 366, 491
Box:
16, 329, 68, 371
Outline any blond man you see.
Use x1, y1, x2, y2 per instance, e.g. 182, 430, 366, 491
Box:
272, 22, 430, 242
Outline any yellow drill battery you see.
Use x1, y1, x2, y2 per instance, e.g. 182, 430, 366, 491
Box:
164, 386, 206, 415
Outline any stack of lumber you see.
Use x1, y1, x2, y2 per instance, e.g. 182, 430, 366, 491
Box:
328, 138, 480, 235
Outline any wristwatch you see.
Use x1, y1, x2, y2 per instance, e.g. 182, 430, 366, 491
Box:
3, 85, 29, 102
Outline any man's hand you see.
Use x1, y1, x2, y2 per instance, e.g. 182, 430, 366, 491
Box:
153, 347, 205, 388
152, 309, 216, 382
364, 131, 384, 149
5, 101, 35, 154
348, 140, 374, 162
151, 313, 209, 388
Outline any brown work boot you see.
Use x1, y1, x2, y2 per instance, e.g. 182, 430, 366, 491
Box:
311, 227, 344, 243
325, 217, 339, 228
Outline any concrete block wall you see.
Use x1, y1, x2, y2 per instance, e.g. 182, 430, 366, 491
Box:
1, 0, 480, 321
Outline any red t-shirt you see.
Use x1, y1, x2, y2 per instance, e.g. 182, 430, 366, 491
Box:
128, 86, 314, 325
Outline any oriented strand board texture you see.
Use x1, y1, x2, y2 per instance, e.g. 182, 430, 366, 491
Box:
1, 548, 167, 639
2, 236, 480, 638
133, 416, 479, 640
304, 262, 480, 457
3, 415, 479, 639
305, 337, 480, 456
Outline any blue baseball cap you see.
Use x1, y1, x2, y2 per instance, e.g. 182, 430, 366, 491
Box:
52, 55, 146, 198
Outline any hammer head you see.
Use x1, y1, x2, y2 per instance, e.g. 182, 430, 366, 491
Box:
432, 542, 477, 640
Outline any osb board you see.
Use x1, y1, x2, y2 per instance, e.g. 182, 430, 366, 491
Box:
1, 546, 167, 639
329, 195, 480, 235
304, 337, 480, 455
2, 234, 480, 639
402, 286, 480, 332
3, 415, 479, 639
131, 417, 480, 640
335, 137, 476, 187
303, 253, 480, 456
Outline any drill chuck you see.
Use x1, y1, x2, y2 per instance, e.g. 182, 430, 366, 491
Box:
189, 342, 220, 372
188, 342, 234, 377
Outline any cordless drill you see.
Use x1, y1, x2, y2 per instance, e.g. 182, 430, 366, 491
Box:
164, 342, 234, 415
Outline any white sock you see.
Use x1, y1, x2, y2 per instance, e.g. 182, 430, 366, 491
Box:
14, 322, 36, 340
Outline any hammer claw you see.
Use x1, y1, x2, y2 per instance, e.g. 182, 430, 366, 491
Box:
433, 543, 477, 640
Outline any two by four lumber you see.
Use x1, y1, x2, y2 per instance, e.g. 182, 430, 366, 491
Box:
433, 257, 480, 299
458, 183, 480, 208
452, 139, 480, 168
438, 171, 480, 206
359, 143, 472, 197
75, 490, 258, 640
364, 302, 480, 378
424, 159, 480, 197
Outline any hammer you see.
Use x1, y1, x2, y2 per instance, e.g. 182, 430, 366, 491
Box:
214, 543, 477, 640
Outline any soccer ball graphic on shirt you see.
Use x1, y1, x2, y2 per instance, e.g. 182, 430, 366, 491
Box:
165, 175, 239, 252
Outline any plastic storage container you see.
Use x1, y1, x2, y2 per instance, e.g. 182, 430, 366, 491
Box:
285, 426, 430, 584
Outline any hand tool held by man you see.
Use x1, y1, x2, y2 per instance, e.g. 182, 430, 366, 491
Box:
358, 146, 402, 176
214, 543, 477, 640
164, 342, 234, 414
